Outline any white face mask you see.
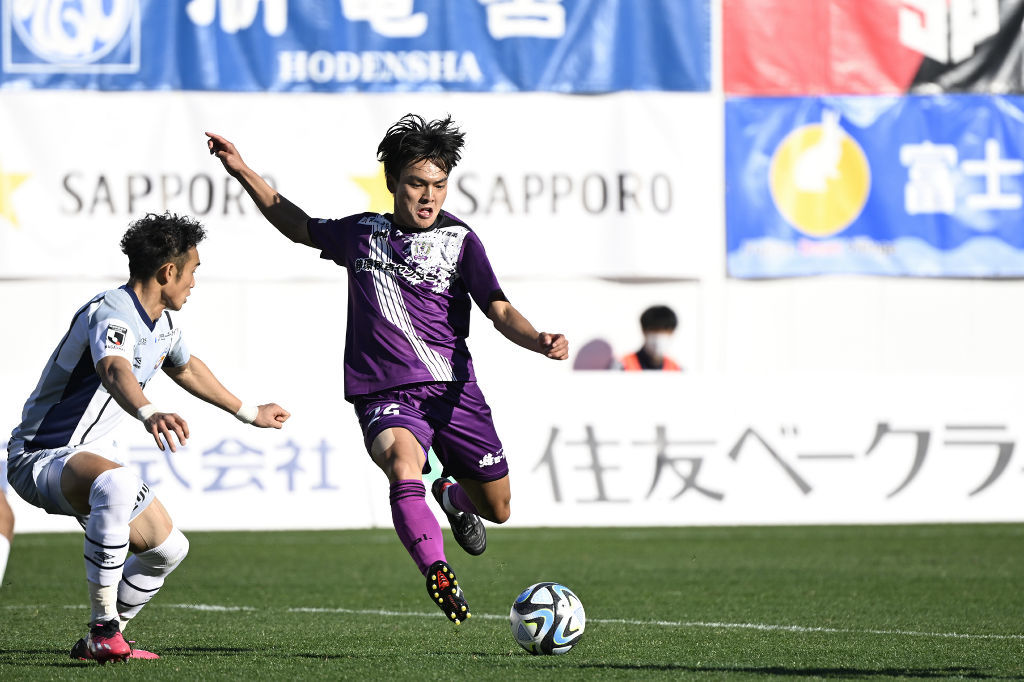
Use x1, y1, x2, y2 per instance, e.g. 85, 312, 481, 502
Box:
643, 332, 674, 360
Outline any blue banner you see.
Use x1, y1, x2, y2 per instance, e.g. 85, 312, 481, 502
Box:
726, 95, 1024, 277
0, 0, 709, 92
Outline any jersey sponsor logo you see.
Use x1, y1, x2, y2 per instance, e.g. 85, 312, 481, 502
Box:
478, 449, 504, 467
354, 257, 442, 284
106, 324, 127, 347
154, 353, 167, 370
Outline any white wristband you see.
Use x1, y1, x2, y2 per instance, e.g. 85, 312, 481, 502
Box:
137, 404, 159, 422
235, 404, 258, 424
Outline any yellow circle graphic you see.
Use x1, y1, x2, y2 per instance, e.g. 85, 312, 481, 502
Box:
769, 117, 871, 238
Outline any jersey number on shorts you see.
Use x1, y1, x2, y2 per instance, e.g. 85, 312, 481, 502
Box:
367, 403, 400, 428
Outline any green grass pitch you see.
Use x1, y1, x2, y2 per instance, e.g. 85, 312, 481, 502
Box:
1, 524, 1022, 680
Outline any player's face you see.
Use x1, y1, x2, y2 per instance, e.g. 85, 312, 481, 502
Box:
163, 247, 200, 311
391, 158, 448, 230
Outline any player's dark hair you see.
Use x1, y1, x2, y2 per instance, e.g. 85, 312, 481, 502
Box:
377, 113, 465, 179
120, 212, 206, 280
640, 305, 677, 332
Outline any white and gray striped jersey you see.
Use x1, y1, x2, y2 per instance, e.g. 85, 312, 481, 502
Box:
9, 285, 190, 452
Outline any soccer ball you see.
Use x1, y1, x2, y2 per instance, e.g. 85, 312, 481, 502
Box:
509, 582, 586, 655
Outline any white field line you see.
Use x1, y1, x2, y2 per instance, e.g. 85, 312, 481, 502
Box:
285, 607, 1024, 641
5, 603, 1022, 641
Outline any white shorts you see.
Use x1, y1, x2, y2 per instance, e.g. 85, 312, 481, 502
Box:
6, 439, 149, 522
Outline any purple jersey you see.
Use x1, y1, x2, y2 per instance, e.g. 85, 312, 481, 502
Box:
308, 211, 502, 399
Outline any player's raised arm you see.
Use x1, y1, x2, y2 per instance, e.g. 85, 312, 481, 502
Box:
205, 132, 314, 247
486, 300, 568, 360
95, 355, 189, 452
163, 355, 290, 429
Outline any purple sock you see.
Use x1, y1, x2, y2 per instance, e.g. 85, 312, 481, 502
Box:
390, 480, 445, 575
444, 481, 480, 516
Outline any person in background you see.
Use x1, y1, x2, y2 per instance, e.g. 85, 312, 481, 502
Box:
621, 305, 682, 371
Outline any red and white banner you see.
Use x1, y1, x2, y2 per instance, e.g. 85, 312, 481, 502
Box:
724, 0, 1024, 95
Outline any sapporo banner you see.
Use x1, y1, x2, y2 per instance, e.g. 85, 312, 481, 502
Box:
0, 0, 710, 93
726, 94, 1024, 278
0, 90, 721, 280
724, 0, 1024, 95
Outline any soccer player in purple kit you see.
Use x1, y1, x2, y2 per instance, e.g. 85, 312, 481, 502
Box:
206, 114, 568, 624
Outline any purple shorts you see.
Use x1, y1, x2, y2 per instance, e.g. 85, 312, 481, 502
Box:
353, 381, 508, 482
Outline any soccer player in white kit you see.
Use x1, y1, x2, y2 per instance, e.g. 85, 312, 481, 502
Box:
6, 212, 290, 663
0, 492, 12, 587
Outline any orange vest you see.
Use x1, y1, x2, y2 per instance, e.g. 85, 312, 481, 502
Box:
622, 353, 681, 371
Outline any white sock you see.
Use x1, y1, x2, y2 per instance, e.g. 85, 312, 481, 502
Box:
88, 580, 119, 623
117, 527, 189, 630
0, 534, 9, 587
441, 485, 464, 517
83, 468, 139, 589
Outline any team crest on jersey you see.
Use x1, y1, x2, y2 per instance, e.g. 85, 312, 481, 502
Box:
410, 240, 433, 262
106, 324, 127, 347
401, 228, 467, 294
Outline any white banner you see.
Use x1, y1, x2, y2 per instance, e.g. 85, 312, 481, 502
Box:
0, 91, 721, 281
3, 280, 1021, 532
6, 370, 1022, 533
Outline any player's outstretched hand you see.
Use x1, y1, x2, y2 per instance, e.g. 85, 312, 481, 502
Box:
143, 412, 189, 452
252, 403, 291, 429
205, 132, 247, 177
538, 332, 568, 360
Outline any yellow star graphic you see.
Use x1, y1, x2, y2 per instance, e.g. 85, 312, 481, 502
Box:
0, 161, 29, 227
351, 163, 393, 214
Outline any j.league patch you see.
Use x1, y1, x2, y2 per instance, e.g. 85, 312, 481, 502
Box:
106, 324, 127, 347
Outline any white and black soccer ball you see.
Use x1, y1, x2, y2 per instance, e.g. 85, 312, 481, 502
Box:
509, 582, 586, 655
